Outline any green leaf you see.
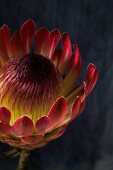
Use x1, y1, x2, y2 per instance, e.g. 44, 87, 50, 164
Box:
0, 148, 20, 158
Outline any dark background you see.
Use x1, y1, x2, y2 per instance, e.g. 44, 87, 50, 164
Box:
0, 0, 113, 169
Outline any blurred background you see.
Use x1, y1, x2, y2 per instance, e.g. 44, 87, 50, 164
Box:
0, 0, 112, 169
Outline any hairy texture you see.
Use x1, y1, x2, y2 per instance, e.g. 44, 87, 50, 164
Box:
0, 54, 62, 121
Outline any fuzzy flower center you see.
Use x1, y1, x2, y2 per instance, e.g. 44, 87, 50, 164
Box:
0, 53, 63, 124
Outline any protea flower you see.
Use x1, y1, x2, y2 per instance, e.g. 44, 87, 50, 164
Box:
0, 19, 98, 170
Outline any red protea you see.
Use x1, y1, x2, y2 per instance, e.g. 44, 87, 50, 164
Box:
0, 19, 98, 151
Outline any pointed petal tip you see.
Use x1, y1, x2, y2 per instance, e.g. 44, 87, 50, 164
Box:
21, 19, 36, 34
1, 24, 9, 29
50, 28, 61, 40
55, 96, 68, 105
22, 18, 36, 26
52, 28, 61, 33
83, 81, 87, 87
0, 24, 10, 36
26, 18, 34, 22
87, 64, 98, 76
62, 32, 71, 44
73, 44, 79, 50
37, 27, 49, 32
62, 32, 69, 36
88, 63, 97, 69
20, 20, 36, 39
86, 63, 98, 78
52, 96, 68, 108
35, 28, 49, 41
0, 24, 10, 34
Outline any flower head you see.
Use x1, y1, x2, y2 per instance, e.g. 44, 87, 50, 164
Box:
0, 19, 98, 150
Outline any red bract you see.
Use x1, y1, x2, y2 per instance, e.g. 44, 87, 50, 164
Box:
0, 19, 98, 150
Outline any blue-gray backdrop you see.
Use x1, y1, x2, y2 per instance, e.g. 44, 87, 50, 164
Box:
0, 0, 112, 170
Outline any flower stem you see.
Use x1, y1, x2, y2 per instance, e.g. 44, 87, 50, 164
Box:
16, 150, 30, 170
